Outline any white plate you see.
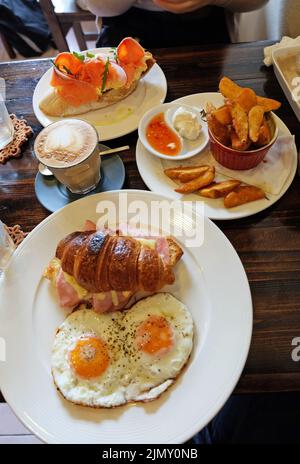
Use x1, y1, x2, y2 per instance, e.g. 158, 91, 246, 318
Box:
32, 48, 167, 141
136, 93, 298, 221
138, 102, 209, 160
0, 190, 252, 444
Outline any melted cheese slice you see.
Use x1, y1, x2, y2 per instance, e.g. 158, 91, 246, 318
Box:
136, 238, 156, 250
44, 258, 132, 303
43, 257, 61, 281
63, 271, 88, 299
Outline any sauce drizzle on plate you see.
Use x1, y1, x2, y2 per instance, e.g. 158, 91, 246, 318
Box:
146, 112, 181, 156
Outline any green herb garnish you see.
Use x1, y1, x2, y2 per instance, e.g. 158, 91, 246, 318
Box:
112, 47, 118, 63
51, 59, 72, 75
101, 57, 110, 93
62, 65, 74, 75
200, 109, 207, 122
72, 51, 85, 62
51, 59, 58, 69
86, 52, 95, 58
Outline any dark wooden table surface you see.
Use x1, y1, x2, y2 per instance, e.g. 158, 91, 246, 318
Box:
1, 41, 300, 401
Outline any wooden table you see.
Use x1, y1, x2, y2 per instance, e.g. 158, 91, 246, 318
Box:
1, 41, 300, 413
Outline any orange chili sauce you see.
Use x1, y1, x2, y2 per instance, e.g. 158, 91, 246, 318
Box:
146, 112, 181, 156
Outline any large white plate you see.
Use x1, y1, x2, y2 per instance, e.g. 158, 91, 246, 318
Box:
32, 48, 167, 141
136, 93, 297, 220
0, 191, 252, 444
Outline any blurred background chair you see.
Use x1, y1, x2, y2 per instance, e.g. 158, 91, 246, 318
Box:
39, 0, 98, 51
0, 31, 16, 59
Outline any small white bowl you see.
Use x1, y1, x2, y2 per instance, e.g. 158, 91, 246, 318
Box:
138, 102, 209, 161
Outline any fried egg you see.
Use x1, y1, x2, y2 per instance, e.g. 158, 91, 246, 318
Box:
52, 309, 129, 408
51, 293, 193, 408
122, 293, 194, 401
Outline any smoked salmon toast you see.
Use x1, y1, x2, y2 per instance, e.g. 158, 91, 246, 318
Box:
39, 37, 155, 117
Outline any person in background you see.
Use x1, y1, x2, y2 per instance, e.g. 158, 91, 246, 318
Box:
279, 0, 300, 38
86, 0, 268, 48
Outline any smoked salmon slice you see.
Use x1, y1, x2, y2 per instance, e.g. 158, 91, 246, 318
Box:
50, 45, 138, 106
40, 37, 155, 115
117, 37, 147, 88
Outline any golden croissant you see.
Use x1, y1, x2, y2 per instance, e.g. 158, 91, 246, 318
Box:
56, 230, 183, 292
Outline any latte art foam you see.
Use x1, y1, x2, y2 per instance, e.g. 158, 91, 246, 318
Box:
35, 120, 98, 167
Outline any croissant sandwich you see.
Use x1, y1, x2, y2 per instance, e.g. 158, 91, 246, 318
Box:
44, 228, 183, 313
39, 37, 155, 117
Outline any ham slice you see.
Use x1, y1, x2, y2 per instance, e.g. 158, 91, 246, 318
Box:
84, 220, 96, 231
92, 291, 132, 313
55, 266, 132, 312
56, 269, 81, 309
155, 236, 170, 265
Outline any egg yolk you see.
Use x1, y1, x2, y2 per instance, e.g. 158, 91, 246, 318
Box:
70, 336, 109, 379
136, 315, 174, 355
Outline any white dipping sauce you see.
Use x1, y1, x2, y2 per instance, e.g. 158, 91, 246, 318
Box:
172, 107, 202, 141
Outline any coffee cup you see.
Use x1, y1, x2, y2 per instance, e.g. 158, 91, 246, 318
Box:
34, 119, 101, 194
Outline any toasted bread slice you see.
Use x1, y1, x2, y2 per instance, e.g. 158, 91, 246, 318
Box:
39, 81, 139, 117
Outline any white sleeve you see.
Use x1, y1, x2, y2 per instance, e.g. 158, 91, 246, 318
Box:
216, 0, 269, 13
86, 0, 136, 17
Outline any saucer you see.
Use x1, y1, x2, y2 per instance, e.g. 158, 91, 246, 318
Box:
35, 148, 125, 212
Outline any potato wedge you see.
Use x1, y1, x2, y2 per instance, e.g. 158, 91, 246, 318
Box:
235, 88, 257, 113
257, 96, 281, 111
175, 167, 215, 194
164, 165, 210, 182
164, 166, 185, 180
212, 105, 232, 125
198, 180, 241, 199
177, 166, 210, 182
231, 103, 249, 143
256, 117, 271, 147
207, 113, 231, 146
206, 102, 217, 114
224, 185, 265, 208
248, 105, 265, 143
219, 76, 242, 100
230, 128, 251, 151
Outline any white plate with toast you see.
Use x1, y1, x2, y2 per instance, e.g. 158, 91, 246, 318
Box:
136, 93, 297, 220
0, 190, 252, 443
32, 48, 167, 141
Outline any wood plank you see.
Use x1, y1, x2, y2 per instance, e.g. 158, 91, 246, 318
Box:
236, 372, 300, 394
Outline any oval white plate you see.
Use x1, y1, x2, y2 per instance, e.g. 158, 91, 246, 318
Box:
0, 190, 252, 444
136, 93, 298, 221
138, 102, 208, 160
32, 48, 167, 141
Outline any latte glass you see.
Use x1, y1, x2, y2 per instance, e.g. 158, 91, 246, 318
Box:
0, 100, 14, 150
34, 119, 101, 194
